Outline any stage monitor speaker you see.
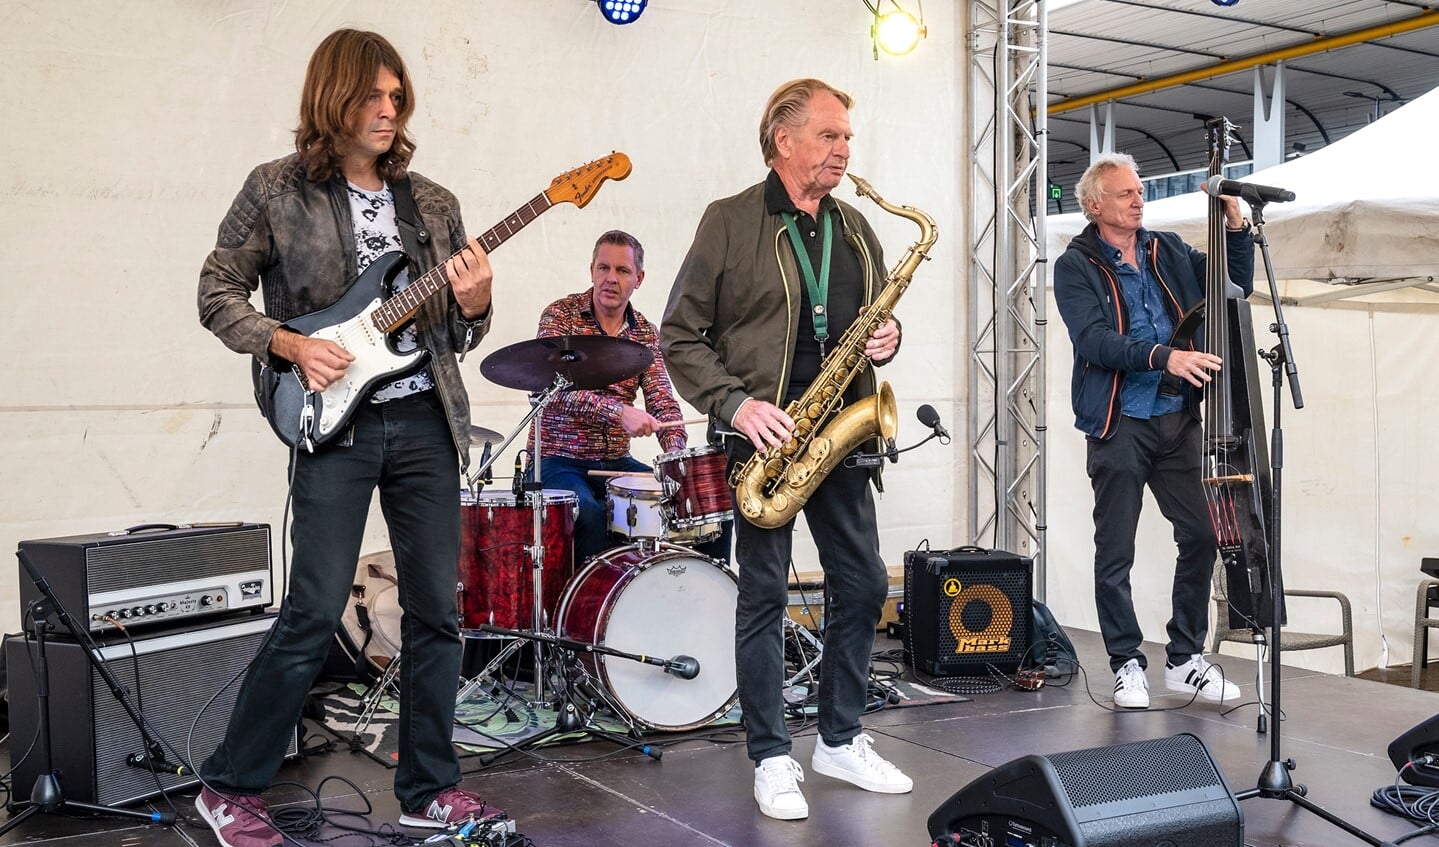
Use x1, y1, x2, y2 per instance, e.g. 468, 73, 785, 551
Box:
1388, 714, 1439, 786
904, 546, 1032, 676
928, 733, 1243, 847
5, 612, 297, 807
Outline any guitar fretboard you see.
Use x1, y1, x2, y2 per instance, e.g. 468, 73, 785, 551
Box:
370, 192, 555, 333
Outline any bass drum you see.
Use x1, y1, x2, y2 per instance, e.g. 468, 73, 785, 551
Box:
555, 542, 738, 731
336, 550, 405, 675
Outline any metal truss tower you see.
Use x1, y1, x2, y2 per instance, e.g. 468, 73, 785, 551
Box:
965, 0, 1049, 594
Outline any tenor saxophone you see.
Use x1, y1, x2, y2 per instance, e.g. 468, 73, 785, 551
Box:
732, 173, 938, 528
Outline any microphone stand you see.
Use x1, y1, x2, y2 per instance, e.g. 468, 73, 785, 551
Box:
1229, 200, 1394, 847
468, 625, 678, 767
2, 550, 178, 835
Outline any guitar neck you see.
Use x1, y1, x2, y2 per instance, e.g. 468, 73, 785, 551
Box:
371, 191, 554, 332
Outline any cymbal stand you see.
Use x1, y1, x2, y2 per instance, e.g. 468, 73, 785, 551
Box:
462, 375, 572, 705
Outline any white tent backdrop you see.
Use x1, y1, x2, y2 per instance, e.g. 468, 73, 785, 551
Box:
1044, 88, 1439, 676
0, 3, 968, 633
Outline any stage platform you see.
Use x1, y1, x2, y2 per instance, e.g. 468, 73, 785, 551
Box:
3, 626, 1434, 847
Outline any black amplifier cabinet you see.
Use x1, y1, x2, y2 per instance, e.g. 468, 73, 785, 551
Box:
5, 612, 298, 807
904, 546, 1032, 676
19, 523, 273, 633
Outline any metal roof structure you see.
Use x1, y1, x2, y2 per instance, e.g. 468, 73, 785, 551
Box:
1043, 0, 1439, 205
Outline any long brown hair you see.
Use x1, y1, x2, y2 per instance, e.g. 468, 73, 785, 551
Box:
294, 29, 416, 182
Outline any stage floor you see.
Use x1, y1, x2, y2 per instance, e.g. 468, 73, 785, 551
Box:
3, 627, 1434, 847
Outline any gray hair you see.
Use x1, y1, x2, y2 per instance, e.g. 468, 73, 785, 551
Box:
591, 229, 644, 272
759, 78, 854, 167
1075, 152, 1140, 222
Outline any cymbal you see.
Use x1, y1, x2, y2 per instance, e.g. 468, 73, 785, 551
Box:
480, 335, 654, 392
468, 424, 503, 445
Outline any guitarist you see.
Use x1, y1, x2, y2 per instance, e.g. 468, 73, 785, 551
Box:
195, 29, 496, 847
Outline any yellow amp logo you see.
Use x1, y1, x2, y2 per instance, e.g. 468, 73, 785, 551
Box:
944, 579, 1013, 654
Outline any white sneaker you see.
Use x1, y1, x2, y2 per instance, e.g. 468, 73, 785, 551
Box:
754, 755, 808, 820
810, 733, 913, 794
1113, 658, 1150, 709
1165, 653, 1241, 703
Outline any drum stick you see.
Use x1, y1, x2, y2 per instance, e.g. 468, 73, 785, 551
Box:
655, 417, 707, 430
586, 469, 638, 478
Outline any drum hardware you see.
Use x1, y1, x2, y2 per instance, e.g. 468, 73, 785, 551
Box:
464, 335, 655, 705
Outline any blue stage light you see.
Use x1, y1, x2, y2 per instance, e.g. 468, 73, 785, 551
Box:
597, 0, 647, 25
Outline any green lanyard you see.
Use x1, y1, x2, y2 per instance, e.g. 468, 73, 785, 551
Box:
781, 210, 834, 356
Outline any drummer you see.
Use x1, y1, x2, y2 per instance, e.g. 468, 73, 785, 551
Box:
528, 229, 730, 565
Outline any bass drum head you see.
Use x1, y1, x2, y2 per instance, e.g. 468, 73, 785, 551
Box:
337, 550, 404, 675
562, 543, 738, 731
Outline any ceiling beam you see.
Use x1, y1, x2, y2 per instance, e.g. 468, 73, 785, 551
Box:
1048, 10, 1439, 115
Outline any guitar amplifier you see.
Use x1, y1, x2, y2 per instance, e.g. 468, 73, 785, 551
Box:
904, 546, 1032, 676
18, 523, 274, 633
5, 612, 298, 807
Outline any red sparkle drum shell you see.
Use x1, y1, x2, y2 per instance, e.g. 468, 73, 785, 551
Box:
458, 489, 576, 632
555, 542, 738, 731
655, 444, 732, 529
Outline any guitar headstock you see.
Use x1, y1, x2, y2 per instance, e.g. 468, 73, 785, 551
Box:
545, 152, 633, 209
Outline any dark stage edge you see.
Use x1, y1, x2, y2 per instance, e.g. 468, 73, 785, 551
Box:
3, 628, 1433, 847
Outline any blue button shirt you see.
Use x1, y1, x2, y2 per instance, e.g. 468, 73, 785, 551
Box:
1104, 233, 1186, 419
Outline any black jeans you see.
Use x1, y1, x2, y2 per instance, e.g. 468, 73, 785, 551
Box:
727, 441, 887, 763
201, 391, 463, 812
1086, 413, 1216, 672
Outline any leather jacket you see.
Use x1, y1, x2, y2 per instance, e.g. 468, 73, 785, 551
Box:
197, 153, 491, 467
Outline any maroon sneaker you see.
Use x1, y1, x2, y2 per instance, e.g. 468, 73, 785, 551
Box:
195, 786, 282, 847
398, 786, 498, 828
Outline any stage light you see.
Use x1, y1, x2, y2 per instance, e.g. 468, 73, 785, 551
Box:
867, 2, 926, 59
596, 0, 647, 25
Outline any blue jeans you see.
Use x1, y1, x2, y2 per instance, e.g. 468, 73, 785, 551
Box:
200, 391, 463, 812
726, 440, 887, 763
535, 454, 732, 566
1087, 413, 1216, 671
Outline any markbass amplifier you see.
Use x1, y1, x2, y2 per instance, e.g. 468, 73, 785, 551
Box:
904, 546, 1032, 676
5, 612, 298, 806
18, 523, 273, 633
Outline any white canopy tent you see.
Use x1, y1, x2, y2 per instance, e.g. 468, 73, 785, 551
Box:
1043, 87, 1439, 677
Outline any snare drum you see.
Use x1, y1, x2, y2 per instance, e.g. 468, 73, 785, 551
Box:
655, 444, 732, 529
338, 550, 404, 676
458, 489, 576, 632
555, 543, 738, 731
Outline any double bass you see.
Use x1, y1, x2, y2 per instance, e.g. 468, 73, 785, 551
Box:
1167, 117, 1284, 630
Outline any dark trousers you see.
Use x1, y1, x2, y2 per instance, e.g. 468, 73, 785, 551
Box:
201, 391, 463, 812
1086, 413, 1217, 672
537, 454, 731, 566
727, 442, 887, 763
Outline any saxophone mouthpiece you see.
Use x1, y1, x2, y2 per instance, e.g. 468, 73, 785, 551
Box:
847, 172, 878, 200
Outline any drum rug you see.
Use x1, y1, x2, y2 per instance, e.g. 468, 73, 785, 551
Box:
312, 677, 966, 768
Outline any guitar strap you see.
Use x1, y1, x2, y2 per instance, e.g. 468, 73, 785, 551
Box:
390, 175, 431, 261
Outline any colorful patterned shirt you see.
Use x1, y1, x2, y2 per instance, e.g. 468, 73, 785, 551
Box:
530, 290, 687, 461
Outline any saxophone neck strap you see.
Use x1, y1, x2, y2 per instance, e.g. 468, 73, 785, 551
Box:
780, 210, 834, 350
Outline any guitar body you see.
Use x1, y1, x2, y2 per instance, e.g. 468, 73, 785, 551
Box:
253, 251, 427, 451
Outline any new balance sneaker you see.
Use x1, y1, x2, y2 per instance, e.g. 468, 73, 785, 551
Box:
1113, 658, 1150, 709
1165, 653, 1241, 703
810, 733, 913, 794
398, 786, 498, 829
195, 786, 282, 847
754, 755, 808, 820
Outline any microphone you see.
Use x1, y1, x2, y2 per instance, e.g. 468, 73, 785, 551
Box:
511, 451, 525, 497
1202, 175, 1296, 204
663, 654, 700, 680
916, 404, 950, 440
478, 440, 493, 487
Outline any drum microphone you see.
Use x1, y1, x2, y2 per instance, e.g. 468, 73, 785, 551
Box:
1202, 175, 1296, 204
511, 451, 526, 497
663, 654, 701, 680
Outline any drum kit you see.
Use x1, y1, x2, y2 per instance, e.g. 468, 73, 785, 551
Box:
441, 334, 739, 751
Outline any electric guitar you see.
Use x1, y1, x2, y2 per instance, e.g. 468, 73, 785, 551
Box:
252, 152, 633, 451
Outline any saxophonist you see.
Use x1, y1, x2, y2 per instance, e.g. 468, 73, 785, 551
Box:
661, 78, 911, 822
